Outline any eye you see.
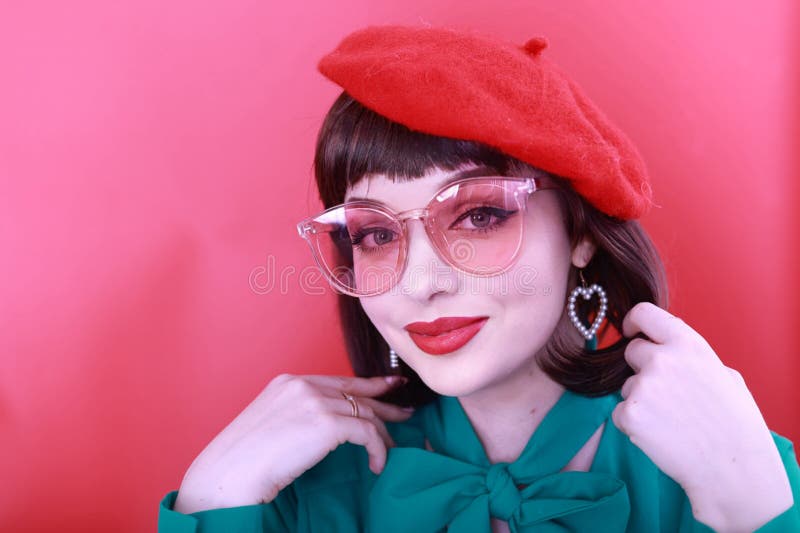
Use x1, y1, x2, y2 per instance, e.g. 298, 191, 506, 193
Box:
466, 209, 492, 228
350, 227, 398, 251
450, 206, 516, 232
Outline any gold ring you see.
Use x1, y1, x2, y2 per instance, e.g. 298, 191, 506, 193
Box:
341, 391, 359, 418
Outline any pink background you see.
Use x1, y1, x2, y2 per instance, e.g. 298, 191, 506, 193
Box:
1, 1, 797, 531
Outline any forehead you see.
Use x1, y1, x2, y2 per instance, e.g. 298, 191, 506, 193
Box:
343, 163, 498, 211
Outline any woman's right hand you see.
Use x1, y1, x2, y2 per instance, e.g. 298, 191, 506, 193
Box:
172, 373, 414, 514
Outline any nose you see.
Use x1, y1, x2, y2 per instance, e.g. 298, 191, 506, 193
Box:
397, 218, 460, 300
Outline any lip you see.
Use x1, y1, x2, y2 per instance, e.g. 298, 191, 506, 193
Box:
404, 316, 489, 355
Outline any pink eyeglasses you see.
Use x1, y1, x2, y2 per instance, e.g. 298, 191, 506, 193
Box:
297, 171, 562, 297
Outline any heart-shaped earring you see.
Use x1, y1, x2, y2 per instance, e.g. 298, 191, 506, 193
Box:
567, 269, 608, 343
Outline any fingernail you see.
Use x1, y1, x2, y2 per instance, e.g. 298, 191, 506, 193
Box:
401, 406, 415, 412
384, 376, 408, 385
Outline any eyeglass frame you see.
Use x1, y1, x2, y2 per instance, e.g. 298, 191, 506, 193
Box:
296, 172, 563, 297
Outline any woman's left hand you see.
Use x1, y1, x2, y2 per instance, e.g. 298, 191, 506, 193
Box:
611, 302, 793, 531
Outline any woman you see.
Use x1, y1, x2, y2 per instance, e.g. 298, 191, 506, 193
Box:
158, 25, 800, 532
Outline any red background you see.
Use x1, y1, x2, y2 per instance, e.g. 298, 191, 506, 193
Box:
1, 1, 797, 531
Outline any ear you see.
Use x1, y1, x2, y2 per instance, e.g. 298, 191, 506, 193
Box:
571, 235, 597, 268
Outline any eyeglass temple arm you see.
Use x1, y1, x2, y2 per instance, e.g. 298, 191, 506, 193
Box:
297, 220, 316, 238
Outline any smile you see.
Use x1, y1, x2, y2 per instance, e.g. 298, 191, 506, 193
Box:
403, 316, 489, 355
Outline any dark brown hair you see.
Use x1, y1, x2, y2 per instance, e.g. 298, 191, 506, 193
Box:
312, 91, 669, 408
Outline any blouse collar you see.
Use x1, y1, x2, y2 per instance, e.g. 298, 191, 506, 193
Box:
425, 388, 620, 477
368, 388, 630, 531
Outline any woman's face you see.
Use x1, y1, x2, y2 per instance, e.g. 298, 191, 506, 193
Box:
345, 163, 596, 398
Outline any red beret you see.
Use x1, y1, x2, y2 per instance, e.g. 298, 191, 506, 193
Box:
317, 24, 655, 221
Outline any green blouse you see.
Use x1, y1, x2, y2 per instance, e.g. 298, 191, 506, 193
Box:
158, 389, 800, 532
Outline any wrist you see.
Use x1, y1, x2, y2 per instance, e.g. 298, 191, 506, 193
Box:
173, 470, 261, 514
684, 453, 793, 532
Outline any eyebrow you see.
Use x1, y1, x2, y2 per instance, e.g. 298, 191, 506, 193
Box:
345, 165, 500, 204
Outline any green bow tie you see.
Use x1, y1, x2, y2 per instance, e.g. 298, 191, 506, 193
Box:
368, 390, 631, 532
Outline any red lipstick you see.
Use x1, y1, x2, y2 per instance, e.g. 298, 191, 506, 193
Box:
404, 316, 489, 355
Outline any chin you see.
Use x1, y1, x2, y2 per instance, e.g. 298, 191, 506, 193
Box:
419, 377, 479, 398
406, 357, 487, 398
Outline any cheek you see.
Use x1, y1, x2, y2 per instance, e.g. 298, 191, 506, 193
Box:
358, 295, 395, 336
493, 228, 572, 326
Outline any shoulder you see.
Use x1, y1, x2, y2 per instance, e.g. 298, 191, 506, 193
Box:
275, 406, 430, 530
595, 399, 798, 482
590, 390, 661, 478
292, 404, 430, 496
593, 393, 800, 529
292, 442, 366, 496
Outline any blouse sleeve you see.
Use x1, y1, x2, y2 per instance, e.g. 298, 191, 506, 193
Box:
157, 483, 299, 533
675, 430, 800, 532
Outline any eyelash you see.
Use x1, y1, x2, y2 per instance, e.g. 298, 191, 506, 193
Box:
350, 228, 397, 255
450, 206, 516, 233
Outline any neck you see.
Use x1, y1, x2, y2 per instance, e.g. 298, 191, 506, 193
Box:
456, 358, 566, 464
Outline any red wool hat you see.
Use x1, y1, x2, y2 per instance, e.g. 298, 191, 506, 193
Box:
317, 24, 655, 221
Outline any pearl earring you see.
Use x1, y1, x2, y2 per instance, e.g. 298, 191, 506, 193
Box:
567, 269, 607, 350
389, 347, 400, 369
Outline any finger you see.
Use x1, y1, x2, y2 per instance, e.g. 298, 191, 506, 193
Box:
357, 396, 417, 422
323, 395, 397, 449
624, 337, 657, 374
611, 403, 624, 434
368, 416, 396, 451
331, 415, 391, 474
301, 374, 407, 398
311, 383, 415, 422
611, 402, 632, 438
619, 374, 640, 400
621, 302, 684, 344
